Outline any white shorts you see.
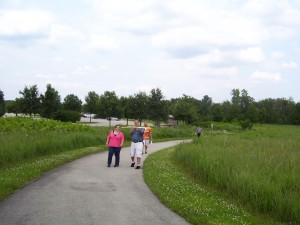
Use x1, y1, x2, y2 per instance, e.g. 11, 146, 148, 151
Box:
130, 142, 143, 158
143, 140, 150, 146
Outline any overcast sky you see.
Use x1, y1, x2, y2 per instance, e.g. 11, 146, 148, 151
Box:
1, 0, 300, 103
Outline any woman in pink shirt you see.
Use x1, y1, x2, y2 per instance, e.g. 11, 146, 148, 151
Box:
106, 125, 125, 167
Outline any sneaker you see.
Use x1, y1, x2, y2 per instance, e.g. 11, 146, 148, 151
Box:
131, 162, 135, 167
114, 165, 119, 167
107, 164, 111, 167
145, 152, 147, 154
135, 166, 141, 169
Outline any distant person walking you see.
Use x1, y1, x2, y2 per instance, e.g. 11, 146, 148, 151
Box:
106, 125, 125, 167
143, 122, 153, 154
196, 127, 202, 138
130, 120, 144, 169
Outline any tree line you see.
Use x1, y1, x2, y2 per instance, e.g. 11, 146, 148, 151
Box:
0, 84, 299, 125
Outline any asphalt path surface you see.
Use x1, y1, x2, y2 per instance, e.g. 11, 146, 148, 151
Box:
0, 141, 190, 225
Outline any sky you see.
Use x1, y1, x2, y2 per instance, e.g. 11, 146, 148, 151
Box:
1, 0, 300, 103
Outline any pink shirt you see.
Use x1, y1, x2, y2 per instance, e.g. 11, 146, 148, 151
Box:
107, 131, 125, 147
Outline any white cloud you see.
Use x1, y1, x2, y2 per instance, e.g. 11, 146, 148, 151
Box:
1, 0, 300, 103
81, 33, 120, 52
42, 25, 84, 46
87, 0, 154, 15
250, 70, 282, 83
34, 73, 66, 79
271, 51, 285, 59
6, 0, 22, 5
282, 62, 298, 69
72, 65, 107, 75
151, 19, 265, 51
52, 57, 64, 63
0, 9, 53, 38
233, 47, 265, 63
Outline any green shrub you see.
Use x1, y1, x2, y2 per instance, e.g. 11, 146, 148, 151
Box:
240, 119, 253, 130
53, 110, 80, 122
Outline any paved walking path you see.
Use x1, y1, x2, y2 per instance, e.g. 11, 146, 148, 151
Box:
0, 141, 190, 225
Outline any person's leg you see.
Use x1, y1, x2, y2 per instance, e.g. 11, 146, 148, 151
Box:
135, 142, 143, 169
137, 157, 141, 165
130, 143, 135, 167
114, 147, 121, 166
145, 140, 149, 154
144, 140, 149, 154
107, 147, 114, 167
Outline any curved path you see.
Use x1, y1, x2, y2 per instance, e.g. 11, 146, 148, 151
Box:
0, 141, 190, 225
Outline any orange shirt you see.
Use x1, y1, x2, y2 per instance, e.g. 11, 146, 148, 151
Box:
143, 126, 152, 140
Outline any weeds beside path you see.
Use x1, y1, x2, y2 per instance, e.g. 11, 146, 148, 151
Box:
143, 146, 285, 225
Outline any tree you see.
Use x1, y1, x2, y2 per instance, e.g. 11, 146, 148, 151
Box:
5, 100, 17, 116
210, 103, 224, 122
96, 91, 121, 120
230, 88, 241, 120
229, 88, 255, 121
240, 89, 255, 121
245, 103, 258, 123
148, 88, 168, 126
290, 103, 300, 125
173, 95, 198, 124
127, 92, 148, 124
119, 96, 130, 126
40, 84, 61, 119
18, 85, 40, 117
274, 97, 295, 124
221, 100, 233, 122
257, 107, 266, 124
83, 91, 99, 122
199, 95, 212, 119
0, 90, 5, 117
63, 94, 82, 112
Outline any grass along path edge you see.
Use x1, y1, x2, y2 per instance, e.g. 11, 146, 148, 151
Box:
0, 146, 106, 201
143, 147, 285, 225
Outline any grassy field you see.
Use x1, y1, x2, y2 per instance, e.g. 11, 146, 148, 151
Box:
1, 117, 299, 224
0, 117, 193, 201
144, 147, 284, 225
170, 124, 299, 224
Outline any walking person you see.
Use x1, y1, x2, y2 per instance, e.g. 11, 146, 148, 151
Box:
143, 122, 153, 154
106, 125, 125, 167
196, 127, 202, 138
130, 120, 144, 169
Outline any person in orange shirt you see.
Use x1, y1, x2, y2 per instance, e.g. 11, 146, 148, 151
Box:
143, 122, 153, 154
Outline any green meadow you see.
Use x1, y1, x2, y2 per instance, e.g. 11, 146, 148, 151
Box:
0, 117, 299, 224
144, 124, 300, 224
0, 117, 191, 200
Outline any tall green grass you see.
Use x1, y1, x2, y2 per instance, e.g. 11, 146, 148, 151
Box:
0, 117, 193, 169
0, 117, 195, 201
0, 117, 110, 168
174, 124, 300, 224
0, 131, 105, 167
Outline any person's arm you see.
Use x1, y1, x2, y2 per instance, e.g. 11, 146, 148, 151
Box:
129, 128, 134, 135
106, 133, 110, 145
120, 133, 124, 147
136, 127, 144, 134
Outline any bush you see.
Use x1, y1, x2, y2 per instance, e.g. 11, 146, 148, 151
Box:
53, 110, 80, 123
240, 119, 253, 130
